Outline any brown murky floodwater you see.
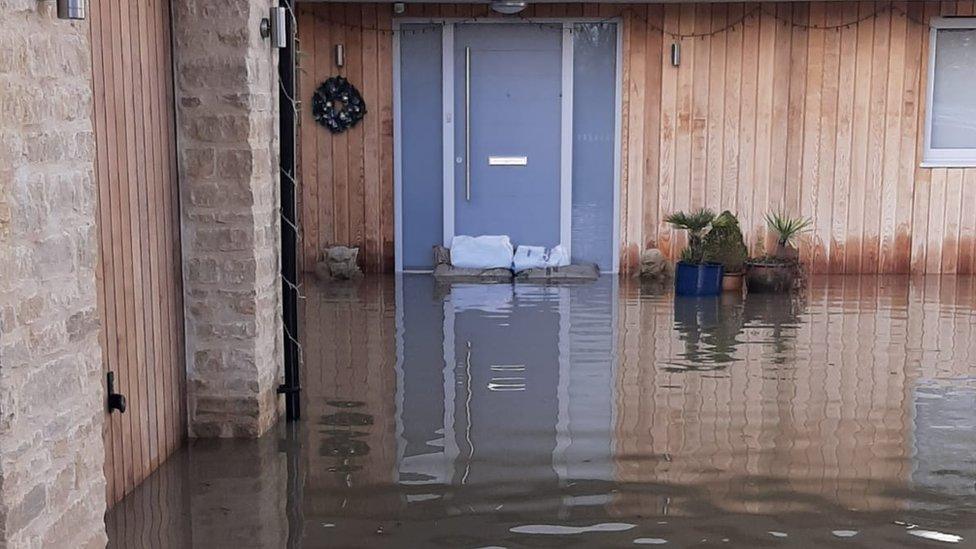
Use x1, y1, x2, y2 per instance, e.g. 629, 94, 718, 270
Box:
107, 275, 976, 548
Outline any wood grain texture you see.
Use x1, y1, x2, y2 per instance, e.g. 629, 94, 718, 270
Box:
297, 2, 976, 274
90, 0, 186, 507
619, 1, 976, 274
299, 3, 394, 273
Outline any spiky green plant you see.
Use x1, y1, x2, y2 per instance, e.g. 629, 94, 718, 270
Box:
667, 208, 716, 264
765, 211, 812, 248
703, 210, 748, 273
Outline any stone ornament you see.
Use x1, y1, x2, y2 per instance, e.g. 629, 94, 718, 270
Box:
315, 246, 363, 280
639, 248, 672, 280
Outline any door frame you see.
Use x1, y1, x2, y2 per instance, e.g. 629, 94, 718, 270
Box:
394, 17, 623, 273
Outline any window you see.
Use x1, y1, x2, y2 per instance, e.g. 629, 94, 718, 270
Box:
924, 18, 976, 166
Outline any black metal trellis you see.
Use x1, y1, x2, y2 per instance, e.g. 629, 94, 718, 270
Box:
278, 0, 302, 423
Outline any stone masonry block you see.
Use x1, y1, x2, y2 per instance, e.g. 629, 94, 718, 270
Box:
1, 3, 107, 546
182, 147, 216, 179
181, 113, 251, 144
174, 0, 282, 440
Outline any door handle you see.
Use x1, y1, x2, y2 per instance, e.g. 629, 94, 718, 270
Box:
465, 46, 471, 201
106, 371, 127, 414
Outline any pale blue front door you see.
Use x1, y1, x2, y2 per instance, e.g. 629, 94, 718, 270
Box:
453, 24, 563, 248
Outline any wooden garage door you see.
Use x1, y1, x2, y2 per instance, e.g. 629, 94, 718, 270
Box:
89, 0, 186, 506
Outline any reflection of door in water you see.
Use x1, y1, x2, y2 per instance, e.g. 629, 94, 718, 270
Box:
395, 275, 456, 486
393, 279, 620, 512
454, 24, 563, 247
450, 285, 562, 490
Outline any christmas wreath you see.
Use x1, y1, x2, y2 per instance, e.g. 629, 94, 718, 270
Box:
312, 76, 367, 134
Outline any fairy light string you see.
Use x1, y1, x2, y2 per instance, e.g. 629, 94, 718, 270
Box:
302, 2, 940, 39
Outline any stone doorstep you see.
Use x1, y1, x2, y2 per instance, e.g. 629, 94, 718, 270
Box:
433, 263, 600, 283
515, 263, 600, 282
431, 245, 600, 282
432, 264, 514, 282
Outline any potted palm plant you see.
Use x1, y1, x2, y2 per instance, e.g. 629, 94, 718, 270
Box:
703, 210, 748, 292
666, 208, 723, 296
745, 212, 812, 293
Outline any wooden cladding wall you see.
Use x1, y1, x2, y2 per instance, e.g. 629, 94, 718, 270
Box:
90, 0, 187, 506
618, 0, 976, 274
297, 2, 976, 274
298, 3, 396, 273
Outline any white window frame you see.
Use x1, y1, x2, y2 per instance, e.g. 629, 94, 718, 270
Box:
923, 17, 976, 167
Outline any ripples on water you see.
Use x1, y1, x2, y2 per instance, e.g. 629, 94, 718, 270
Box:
108, 275, 976, 548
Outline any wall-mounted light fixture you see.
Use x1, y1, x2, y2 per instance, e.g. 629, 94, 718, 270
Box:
393, 2, 405, 15
670, 42, 681, 67
57, 0, 86, 20
335, 44, 345, 68
260, 6, 288, 49
491, 1, 527, 15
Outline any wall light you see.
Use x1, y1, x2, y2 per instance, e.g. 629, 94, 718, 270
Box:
670, 42, 681, 67
335, 44, 345, 68
57, 0, 86, 20
260, 6, 287, 49
491, 1, 527, 15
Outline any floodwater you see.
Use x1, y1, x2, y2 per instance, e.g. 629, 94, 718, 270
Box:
107, 275, 976, 548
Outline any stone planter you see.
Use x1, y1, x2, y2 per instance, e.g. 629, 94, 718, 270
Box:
744, 260, 795, 293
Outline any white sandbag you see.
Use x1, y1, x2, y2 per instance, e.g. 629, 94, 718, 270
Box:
513, 245, 549, 272
546, 245, 570, 267
450, 235, 514, 269
513, 244, 571, 272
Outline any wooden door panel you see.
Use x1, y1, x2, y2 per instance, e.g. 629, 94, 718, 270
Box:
90, 0, 186, 506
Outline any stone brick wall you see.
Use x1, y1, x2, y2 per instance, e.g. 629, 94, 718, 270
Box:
172, 0, 284, 437
0, 1, 106, 546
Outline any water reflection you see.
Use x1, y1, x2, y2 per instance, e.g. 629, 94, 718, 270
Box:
106, 275, 976, 547
669, 293, 807, 370
671, 296, 745, 368
319, 402, 372, 474
392, 279, 616, 515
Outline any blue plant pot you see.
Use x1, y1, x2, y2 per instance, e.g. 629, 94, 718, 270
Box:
674, 262, 724, 296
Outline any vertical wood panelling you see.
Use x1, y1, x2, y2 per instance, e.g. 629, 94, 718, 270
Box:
620, 1, 976, 274
846, 1, 873, 273
297, 2, 976, 274
91, 0, 186, 507
378, 7, 396, 270
299, 3, 395, 273
644, 4, 665, 251
625, 4, 648, 267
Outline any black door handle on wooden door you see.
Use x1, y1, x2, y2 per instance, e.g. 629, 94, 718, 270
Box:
106, 371, 126, 414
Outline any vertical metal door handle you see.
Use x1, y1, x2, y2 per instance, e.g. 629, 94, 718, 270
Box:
465, 46, 471, 201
